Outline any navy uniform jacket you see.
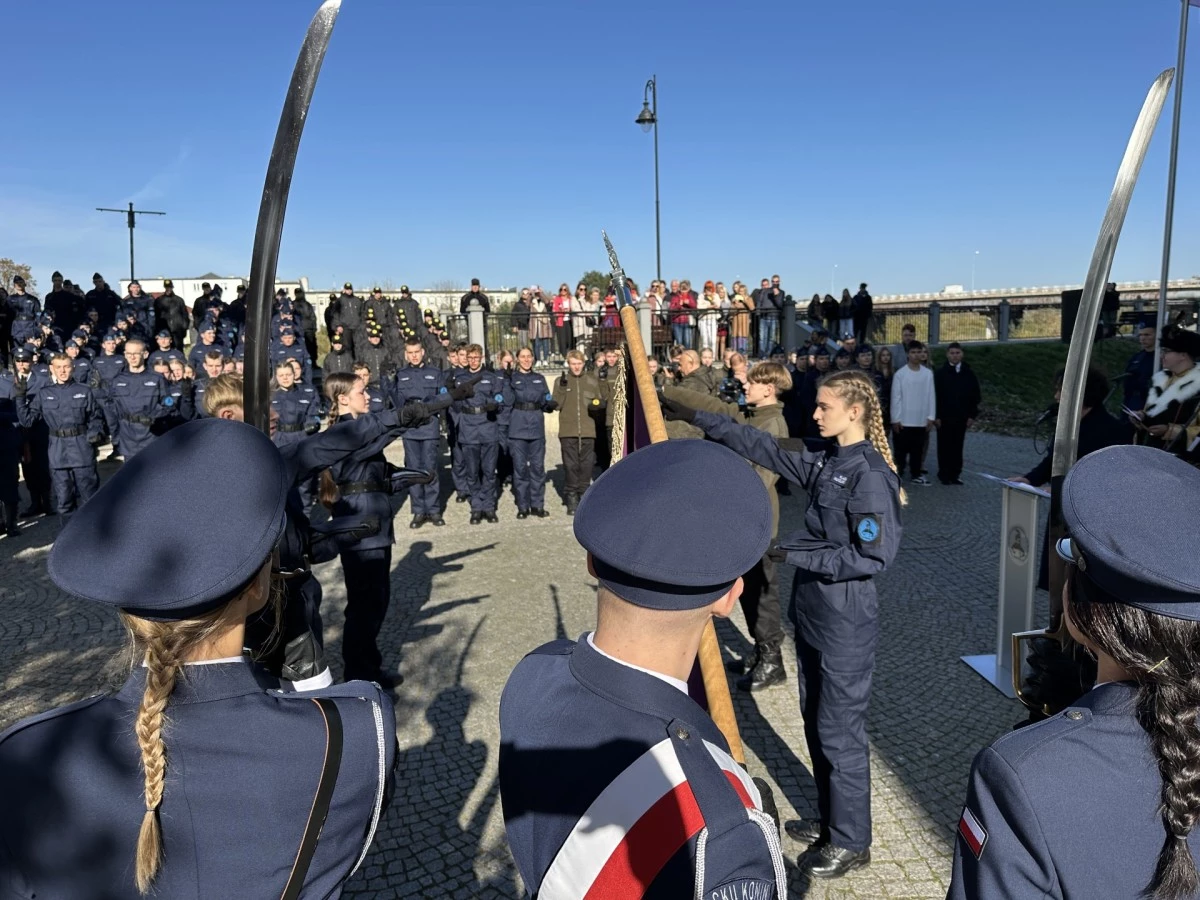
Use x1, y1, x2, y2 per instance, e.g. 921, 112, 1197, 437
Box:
271, 341, 312, 383
67, 356, 93, 386
694, 412, 903, 653
0, 373, 22, 462
106, 370, 174, 457
500, 635, 787, 899
391, 363, 445, 441
188, 339, 225, 372
123, 295, 153, 331
452, 368, 511, 445
1123, 349, 1155, 412
506, 370, 553, 441
149, 347, 185, 369
9, 295, 41, 344
948, 682, 1200, 900
16, 380, 104, 468
0, 659, 395, 900
327, 413, 401, 551
271, 384, 322, 448
90, 353, 126, 389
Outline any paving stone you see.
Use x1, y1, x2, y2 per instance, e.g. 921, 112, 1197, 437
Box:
0, 428, 1050, 898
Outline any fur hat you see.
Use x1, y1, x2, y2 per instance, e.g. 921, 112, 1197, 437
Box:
1161, 325, 1200, 359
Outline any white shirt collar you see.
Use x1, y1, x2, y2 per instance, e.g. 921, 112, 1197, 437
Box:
142, 654, 246, 668
587, 632, 690, 695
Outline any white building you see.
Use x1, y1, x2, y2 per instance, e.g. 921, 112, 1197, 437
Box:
119, 274, 310, 303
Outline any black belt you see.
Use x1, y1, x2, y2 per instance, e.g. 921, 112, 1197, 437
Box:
15, 315, 35, 322
513, 401, 542, 411
277, 423, 306, 433
337, 480, 388, 496
52, 426, 85, 438
462, 405, 488, 415
120, 413, 154, 426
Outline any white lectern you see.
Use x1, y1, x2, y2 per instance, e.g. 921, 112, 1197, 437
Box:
961, 474, 1050, 698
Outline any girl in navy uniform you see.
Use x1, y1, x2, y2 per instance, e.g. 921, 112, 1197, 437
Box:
271, 360, 321, 449
321, 372, 404, 686
666, 367, 905, 879
506, 346, 555, 519
950, 446, 1200, 900
0, 418, 396, 899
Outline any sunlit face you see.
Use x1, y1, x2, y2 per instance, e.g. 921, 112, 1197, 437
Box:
605, 351, 618, 368
813, 386, 861, 438
203, 358, 224, 379
169, 361, 184, 379
124, 343, 147, 369
153, 360, 169, 376
276, 366, 295, 389
647, 358, 660, 374
517, 348, 534, 371
590, 288, 601, 302
406, 344, 425, 366
50, 358, 73, 383
567, 357, 584, 376
700, 349, 714, 367
342, 378, 370, 415
466, 350, 483, 372
745, 380, 772, 405
156, 335, 171, 349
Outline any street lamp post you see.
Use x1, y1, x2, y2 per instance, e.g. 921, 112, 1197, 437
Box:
96, 201, 167, 283
635, 76, 661, 282
972, 250, 980, 291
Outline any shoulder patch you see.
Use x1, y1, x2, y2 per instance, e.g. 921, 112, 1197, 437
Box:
856, 517, 880, 543
705, 880, 775, 900
958, 806, 987, 860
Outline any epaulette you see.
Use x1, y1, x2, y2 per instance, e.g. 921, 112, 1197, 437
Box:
987, 705, 1093, 766
269, 681, 389, 703
525, 638, 576, 659
0, 694, 108, 744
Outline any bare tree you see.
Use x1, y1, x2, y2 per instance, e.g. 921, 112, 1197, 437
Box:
0, 258, 36, 293
428, 279, 463, 293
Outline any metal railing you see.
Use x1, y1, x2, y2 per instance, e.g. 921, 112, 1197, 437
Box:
439, 296, 1200, 361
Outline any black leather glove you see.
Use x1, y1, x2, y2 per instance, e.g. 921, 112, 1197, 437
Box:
399, 402, 430, 429
542, 400, 559, 413
660, 397, 695, 423
559, 374, 568, 387
449, 375, 482, 402
484, 400, 498, 413
304, 420, 321, 435
766, 542, 788, 565
12, 378, 26, 396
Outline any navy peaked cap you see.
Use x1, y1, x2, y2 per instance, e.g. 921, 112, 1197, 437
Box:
574, 440, 772, 610
48, 419, 288, 620
1056, 445, 1200, 620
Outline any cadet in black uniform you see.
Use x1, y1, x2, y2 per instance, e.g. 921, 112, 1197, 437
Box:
0, 419, 396, 899
11, 346, 53, 517
665, 367, 905, 878
950, 446, 1200, 900
323, 327, 356, 376
452, 344, 511, 523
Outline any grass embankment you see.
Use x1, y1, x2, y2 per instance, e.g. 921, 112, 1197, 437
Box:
930, 339, 1138, 436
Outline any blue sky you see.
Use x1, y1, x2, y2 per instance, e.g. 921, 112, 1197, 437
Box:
3, 0, 1197, 296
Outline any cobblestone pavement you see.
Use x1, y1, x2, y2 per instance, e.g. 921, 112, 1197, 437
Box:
0, 424, 1052, 898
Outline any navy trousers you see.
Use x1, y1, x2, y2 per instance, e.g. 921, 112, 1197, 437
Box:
509, 437, 546, 511
460, 442, 499, 513
340, 546, 392, 681
52, 465, 99, 517
402, 437, 440, 515
450, 430, 468, 498
795, 632, 875, 853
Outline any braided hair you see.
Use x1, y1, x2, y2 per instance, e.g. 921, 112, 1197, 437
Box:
319, 372, 360, 508
1067, 569, 1200, 898
817, 369, 908, 506
119, 610, 231, 893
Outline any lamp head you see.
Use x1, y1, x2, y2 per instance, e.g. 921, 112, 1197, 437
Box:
636, 102, 656, 132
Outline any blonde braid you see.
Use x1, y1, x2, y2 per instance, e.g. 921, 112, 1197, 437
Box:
120, 604, 236, 894
132, 626, 183, 894
819, 369, 908, 506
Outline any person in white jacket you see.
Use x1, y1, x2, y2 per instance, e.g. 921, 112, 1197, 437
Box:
890, 341, 937, 484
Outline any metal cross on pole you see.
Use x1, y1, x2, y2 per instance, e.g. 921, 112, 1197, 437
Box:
96, 202, 167, 284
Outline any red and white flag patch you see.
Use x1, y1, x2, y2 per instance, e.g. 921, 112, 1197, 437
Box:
958, 806, 987, 860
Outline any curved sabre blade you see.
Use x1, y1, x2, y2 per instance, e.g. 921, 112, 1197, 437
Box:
1012, 67, 1174, 709
243, 0, 342, 433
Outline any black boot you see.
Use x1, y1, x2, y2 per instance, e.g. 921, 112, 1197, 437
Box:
726, 645, 760, 676
737, 642, 786, 692
565, 493, 579, 516
1, 503, 16, 536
